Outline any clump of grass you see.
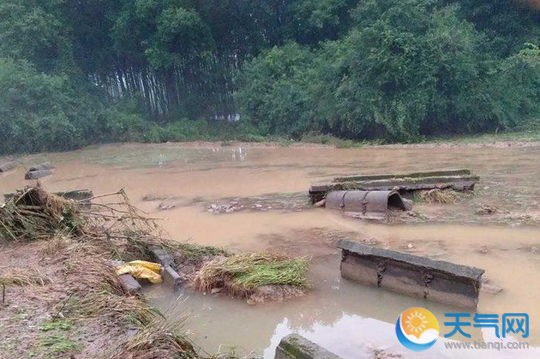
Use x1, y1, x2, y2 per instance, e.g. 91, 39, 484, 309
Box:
0, 268, 51, 286
172, 242, 229, 259
38, 319, 79, 357
416, 189, 460, 204
193, 253, 309, 298
41, 319, 73, 332
0, 186, 83, 242
111, 321, 197, 359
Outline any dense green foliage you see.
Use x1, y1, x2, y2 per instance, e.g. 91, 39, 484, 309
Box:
237, 0, 540, 141
1, 0, 540, 153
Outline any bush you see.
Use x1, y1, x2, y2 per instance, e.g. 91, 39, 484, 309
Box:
236, 0, 540, 142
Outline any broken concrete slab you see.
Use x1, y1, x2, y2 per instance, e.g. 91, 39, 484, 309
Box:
149, 246, 182, 290
25, 169, 53, 180
481, 283, 503, 295
310, 169, 479, 202
325, 190, 411, 220
28, 162, 54, 171
275, 334, 343, 359
162, 265, 182, 290
150, 246, 174, 267
0, 161, 16, 173
118, 274, 142, 294
337, 239, 484, 309
333, 169, 472, 183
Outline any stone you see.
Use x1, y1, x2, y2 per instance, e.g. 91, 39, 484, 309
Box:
28, 162, 54, 171
150, 246, 174, 266
162, 265, 182, 291
25, 169, 53, 180
275, 334, 343, 359
0, 161, 16, 173
118, 274, 141, 294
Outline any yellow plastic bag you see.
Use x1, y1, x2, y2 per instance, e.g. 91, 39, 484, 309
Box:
115, 260, 163, 284
127, 260, 162, 273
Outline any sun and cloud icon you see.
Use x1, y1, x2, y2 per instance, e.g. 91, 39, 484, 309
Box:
395, 307, 440, 352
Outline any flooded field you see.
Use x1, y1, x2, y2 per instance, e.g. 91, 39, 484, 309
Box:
1, 142, 540, 358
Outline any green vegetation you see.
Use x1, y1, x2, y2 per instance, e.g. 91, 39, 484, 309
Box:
172, 242, 230, 259
1, 0, 540, 154
193, 253, 310, 297
38, 320, 79, 358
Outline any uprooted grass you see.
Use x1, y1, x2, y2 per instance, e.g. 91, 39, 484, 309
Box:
0, 186, 83, 242
169, 242, 230, 259
0, 268, 51, 286
111, 321, 196, 359
193, 253, 310, 298
415, 189, 461, 204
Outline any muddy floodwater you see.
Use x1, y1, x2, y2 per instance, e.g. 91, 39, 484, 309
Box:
2, 142, 540, 358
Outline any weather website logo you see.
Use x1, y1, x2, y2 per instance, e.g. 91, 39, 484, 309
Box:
395, 307, 440, 352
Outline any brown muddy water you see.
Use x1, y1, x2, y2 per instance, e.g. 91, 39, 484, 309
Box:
2, 142, 540, 358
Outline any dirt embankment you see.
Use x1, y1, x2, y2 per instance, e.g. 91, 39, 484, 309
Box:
0, 187, 199, 359
0, 187, 313, 358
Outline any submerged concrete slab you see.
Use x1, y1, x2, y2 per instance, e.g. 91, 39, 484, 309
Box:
28, 162, 54, 171
337, 239, 484, 309
0, 161, 16, 173
275, 334, 343, 359
333, 169, 472, 182
25, 169, 53, 180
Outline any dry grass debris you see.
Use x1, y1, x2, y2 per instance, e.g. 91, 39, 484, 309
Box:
417, 189, 460, 204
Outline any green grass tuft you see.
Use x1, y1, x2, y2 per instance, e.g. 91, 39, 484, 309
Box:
172, 243, 229, 259
193, 253, 310, 297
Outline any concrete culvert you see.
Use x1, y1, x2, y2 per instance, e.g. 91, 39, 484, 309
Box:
325, 190, 412, 220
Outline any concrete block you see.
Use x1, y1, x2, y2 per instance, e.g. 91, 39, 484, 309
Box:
25, 169, 53, 180
340, 253, 380, 287
150, 246, 174, 266
29, 162, 54, 171
162, 265, 182, 290
0, 161, 16, 173
118, 274, 141, 294
337, 239, 484, 309
275, 334, 342, 359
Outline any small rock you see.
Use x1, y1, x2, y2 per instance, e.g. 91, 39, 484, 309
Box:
255, 204, 263, 208
211, 288, 222, 294
482, 283, 503, 295
477, 246, 490, 255
476, 204, 498, 215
